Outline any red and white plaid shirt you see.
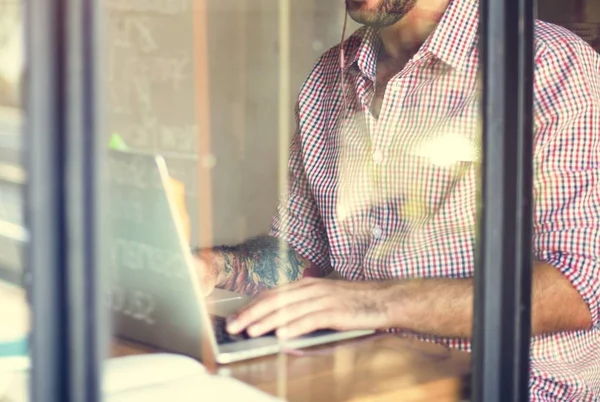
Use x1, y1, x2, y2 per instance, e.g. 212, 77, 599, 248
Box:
271, 0, 600, 399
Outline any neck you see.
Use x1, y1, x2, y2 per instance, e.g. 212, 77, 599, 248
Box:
378, 0, 450, 61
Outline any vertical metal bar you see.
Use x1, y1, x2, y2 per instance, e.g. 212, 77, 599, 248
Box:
87, 0, 108, 394
26, 0, 68, 399
277, 0, 291, 398
67, 0, 105, 398
472, 0, 535, 401
25, 0, 103, 399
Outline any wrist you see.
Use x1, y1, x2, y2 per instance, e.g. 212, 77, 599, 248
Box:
191, 247, 222, 288
376, 280, 413, 330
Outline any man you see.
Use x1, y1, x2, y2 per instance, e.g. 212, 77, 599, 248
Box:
191, 0, 600, 399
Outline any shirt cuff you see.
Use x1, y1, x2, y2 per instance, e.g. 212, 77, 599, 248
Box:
537, 251, 600, 328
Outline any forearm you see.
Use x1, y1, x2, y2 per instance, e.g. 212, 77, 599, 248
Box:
194, 236, 317, 296
385, 261, 592, 338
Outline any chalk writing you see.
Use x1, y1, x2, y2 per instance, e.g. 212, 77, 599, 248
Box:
108, 154, 162, 189
106, 285, 156, 325
125, 115, 157, 149
109, 196, 144, 223
108, 83, 132, 115
106, 3, 197, 157
116, 119, 197, 153
106, 0, 199, 246
109, 53, 189, 115
158, 124, 197, 153
110, 16, 158, 53
125, 53, 189, 90
110, 237, 187, 280
106, 0, 190, 15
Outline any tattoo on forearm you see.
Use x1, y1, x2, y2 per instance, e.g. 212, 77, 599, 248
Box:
222, 254, 233, 274
210, 236, 312, 295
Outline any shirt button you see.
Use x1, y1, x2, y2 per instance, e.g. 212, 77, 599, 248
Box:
372, 225, 383, 239
373, 150, 384, 164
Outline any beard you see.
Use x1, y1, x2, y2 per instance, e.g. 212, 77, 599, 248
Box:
346, 0, 418, 28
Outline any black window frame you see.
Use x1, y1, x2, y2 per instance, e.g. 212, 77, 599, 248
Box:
472, 0, 535, 401
26, 0, 105, 401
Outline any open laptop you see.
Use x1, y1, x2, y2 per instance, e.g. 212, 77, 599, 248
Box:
107, 150, 373, 364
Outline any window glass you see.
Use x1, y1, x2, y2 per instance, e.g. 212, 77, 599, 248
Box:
0, 1, 28, 401
539, 0, 600, 52
3, 0, 593, 400
101, 0, 598, 400
103, 1, 481, 399
0, 0, 24, 284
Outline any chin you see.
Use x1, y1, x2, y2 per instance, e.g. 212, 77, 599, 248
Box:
347, 0, 415, 27
346, 5, 377, 25
346, 0, 377, 12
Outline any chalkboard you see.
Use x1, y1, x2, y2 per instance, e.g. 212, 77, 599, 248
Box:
105, 0, 360, 248
106, 0, 202, 244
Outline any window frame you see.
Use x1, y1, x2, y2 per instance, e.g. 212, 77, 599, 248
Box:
25, 0, 105, 400
471, 0, 535, 401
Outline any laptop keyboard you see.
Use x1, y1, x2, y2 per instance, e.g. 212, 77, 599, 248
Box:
211, 316, 249, 344
211, 316, 276, 344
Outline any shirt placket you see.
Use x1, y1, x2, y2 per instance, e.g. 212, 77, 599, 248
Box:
347, 73, 375, 279
367, 61, 421, 280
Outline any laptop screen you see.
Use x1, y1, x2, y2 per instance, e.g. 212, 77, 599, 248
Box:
107, 150, 206, 354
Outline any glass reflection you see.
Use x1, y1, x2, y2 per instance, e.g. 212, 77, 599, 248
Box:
0, 1, 28, 402
103, 0, 599, 401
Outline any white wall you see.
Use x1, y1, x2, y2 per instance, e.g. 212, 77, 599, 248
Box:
206, 1, 359, 245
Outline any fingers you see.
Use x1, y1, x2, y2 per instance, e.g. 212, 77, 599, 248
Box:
227, 278, 324, 334
245, 296, 331, 338
278, 310, 338, 339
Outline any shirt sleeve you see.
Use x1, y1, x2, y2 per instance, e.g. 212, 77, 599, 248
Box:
269, 106, 332, 275
533, 37, 600, 326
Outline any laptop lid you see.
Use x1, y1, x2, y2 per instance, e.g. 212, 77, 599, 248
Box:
107, 150, 218, 362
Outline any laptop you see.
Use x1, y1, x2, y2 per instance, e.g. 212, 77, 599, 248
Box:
107, 150, 373, 364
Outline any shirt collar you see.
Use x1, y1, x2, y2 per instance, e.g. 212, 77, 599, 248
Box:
343, 0, 479, 75
422, 0, 479, 69
342, 27, 380, 81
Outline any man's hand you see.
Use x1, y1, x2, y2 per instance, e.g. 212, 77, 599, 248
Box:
226, 278, 393, 339
225, 262, 588, 341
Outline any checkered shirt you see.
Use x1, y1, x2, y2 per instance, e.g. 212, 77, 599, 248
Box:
270, 0, 600, 399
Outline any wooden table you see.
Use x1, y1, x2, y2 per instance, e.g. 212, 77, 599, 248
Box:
2, 283, 471, 401
113, 333, 471, 401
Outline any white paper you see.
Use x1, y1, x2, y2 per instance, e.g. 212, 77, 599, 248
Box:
1, 354, 283, 402
103, 353, 206, 394
108, 375, 282, 402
